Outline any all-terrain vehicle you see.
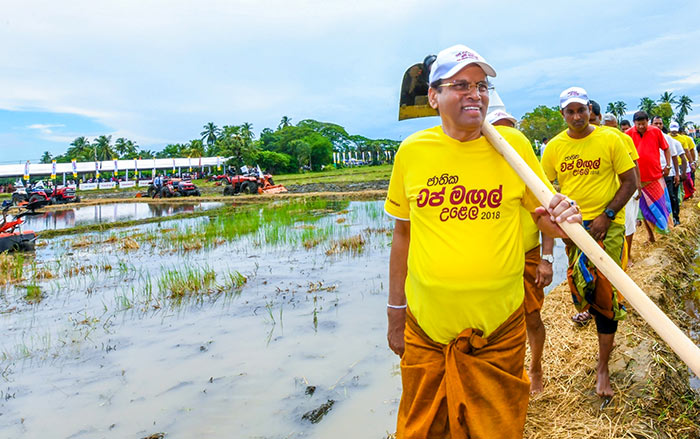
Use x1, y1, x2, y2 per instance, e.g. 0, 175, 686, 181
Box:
221, 167, 287, 196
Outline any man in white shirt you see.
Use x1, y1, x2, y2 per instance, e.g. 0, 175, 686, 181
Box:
652, 117, 686, 225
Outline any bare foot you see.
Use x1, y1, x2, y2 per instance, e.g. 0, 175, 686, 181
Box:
595, 365, 614, 397
529, 370, 543, 394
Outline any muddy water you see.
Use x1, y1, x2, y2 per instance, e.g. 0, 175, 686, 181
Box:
0, 200, 568, 438
19, 202, 224, 233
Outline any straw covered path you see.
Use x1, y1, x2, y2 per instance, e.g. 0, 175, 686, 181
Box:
525, 201, 700, 438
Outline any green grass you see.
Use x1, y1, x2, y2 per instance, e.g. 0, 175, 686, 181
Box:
272, 165, 392, 186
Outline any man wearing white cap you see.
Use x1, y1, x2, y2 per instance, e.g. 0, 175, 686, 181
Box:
541, 87, 636, 397
487, 107, 554, 394
385, 44, 581, 438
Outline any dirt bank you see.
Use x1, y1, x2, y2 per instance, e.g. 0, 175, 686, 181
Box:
525, 201, 700, 438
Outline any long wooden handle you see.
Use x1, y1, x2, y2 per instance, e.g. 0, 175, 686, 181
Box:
481, 121, 700, 377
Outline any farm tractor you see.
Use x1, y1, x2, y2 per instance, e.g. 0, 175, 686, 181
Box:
221, 168, 287, 196
147, 177, 201, 198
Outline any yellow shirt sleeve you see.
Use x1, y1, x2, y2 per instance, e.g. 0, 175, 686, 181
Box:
611, 134, 635, 175
384, 146, 410, 220
623, 134, 639, 161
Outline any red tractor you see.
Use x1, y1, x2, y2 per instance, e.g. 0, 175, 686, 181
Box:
221, 169, 286, 196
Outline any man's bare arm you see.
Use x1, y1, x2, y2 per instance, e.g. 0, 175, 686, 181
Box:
388, 219, 410, 357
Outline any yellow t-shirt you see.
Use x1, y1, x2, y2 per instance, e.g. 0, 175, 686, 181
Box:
521, 207, 540, 253
541, 126, 635, 225
671, 133, 694, 152
599, 125, 639, 161
384, 125, 553, 343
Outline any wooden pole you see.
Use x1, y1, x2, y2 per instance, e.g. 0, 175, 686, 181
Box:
481, 120, 700, 377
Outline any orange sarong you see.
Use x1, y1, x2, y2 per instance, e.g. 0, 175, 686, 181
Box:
523, 245, 545, 315
397, 306, 529, 439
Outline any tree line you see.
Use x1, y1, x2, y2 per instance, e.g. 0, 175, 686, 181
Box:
519, 92, 695, 149
41, 117, 400, 174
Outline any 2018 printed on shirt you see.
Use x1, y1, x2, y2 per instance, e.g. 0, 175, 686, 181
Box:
417, 173, 502, 222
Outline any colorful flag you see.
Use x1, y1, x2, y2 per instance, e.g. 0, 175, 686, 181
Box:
71, 159, 78, 178
24, 161, 30, 181
51, 160, 56, 180
113, 158, 118, 176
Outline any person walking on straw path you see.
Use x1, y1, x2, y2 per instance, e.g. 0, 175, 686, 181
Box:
625, 111, 672, 242
652, 117, 686, 226
602, 113, 643, 262
541, 87, 637, 397
669, 121, 696, 200
385, 44, 582, 439
487, 108, 554, 394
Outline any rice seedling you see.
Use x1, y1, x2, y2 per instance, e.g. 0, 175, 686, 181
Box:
70, 236, 93, 248
0, 252, 25, 287
121, 237, 140, 251
325, 234, 365, 256
24, 283, 43, 303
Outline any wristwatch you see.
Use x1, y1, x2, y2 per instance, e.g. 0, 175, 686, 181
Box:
541, 254, 554, 264
604, 208, 616, 220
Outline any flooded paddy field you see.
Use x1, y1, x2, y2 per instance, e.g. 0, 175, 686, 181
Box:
21, 202, 224, 233
0, 199, 408, 438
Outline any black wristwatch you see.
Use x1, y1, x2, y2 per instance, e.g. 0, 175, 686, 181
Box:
604, 208, 616, 220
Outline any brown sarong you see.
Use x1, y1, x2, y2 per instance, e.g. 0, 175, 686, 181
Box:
523, 245, 544, 315
397, 306, 529, 439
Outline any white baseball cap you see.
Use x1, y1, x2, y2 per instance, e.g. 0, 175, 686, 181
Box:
559, 87, 589, 109
602, 113, 617, 123
429, 44, 496, 85
486, 110, 517, 126
669, 121, 680, 131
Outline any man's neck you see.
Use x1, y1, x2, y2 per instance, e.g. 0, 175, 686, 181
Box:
567, 124, 595, 140
441, 124, 482, 142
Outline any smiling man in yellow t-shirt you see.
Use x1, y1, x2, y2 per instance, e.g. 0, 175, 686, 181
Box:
385, 44, 582, 439
541, 87, 635, 398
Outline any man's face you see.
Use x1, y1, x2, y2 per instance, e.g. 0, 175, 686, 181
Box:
493, 119, 515, 128
671, 128, 679, 136
589, 107, 601, 125
621, 122, 631, 131
652, 118, 664, 130
561, 102, 590, 133
635, 118, 648, 134
428, 64, 489, 133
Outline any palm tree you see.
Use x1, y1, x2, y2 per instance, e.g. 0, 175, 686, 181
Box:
606, 102, 616, 115
638, 97, 655, 115
40, 151, 53, 164
67, 136, 93, 161
658, 91, 677, 106
200, 122, 221, 147
613, 101, 627, 121
240, 122, 254, 143
115, 138, 138, 158
93, 135, 115, 161
278, 116, 292, 130
676, 95, 693, 118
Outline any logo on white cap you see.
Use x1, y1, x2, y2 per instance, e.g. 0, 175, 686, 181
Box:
559, 87, 589, 109
670, 121, 680, 130
429, 44, 497, 85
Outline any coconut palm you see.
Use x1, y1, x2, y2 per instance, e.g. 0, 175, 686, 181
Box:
67, 136, 93, 161
114, 138, 138, 158
613, 101, 627, 121
658, 91, 677, 106
241, 122, 254, 143
278, 116, 292, 130
200, 122, 221, 147
93, 135, 115, 161
40, 151, 53, 164
638, 97, 655, 115
676, 95, 693, 118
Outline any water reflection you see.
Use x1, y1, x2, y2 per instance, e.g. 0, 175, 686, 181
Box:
21, 202, 224, 232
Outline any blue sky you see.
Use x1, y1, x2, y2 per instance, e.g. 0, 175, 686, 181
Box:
2, 0, 700, 163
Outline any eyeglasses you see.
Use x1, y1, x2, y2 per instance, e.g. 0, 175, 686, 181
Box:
437, 80, 493, 95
